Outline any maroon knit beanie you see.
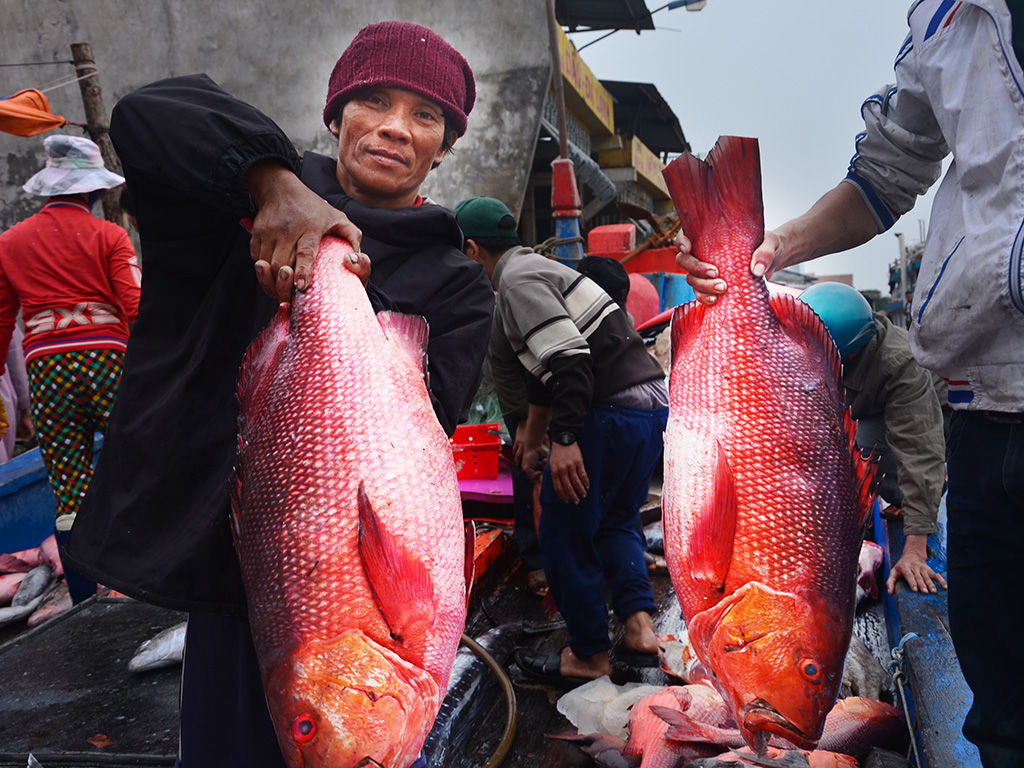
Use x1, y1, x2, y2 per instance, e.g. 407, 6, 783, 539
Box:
323, 21, 476, 137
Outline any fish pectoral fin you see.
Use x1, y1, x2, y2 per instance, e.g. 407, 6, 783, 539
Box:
357, 483, 435, 644
689, 439, 737, 592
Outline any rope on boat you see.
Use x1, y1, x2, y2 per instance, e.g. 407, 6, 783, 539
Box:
459, 632, 518, 768
888, 632, 922, 768
534, 235, 584, 259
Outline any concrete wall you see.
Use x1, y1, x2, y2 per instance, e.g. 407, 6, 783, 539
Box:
1, 0, 551, 230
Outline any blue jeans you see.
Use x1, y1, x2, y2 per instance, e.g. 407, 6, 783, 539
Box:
539, 403, 667, 659
945, 411, 1024, 766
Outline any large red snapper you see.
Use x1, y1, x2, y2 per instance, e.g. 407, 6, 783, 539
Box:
232, 237, 473, 768
660, 137, 875, 751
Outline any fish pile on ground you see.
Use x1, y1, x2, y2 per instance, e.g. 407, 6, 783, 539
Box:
0, 534, 71, 628
554, 675, 909, 768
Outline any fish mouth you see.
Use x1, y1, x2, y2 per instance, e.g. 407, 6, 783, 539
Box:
741, 699, 817, 749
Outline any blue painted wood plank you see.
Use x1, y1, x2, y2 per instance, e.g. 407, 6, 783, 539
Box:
883, 498, 983, 768
0, 435, 103, 552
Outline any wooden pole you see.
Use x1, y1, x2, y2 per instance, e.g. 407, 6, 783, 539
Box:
545, 0, 569, 162
70, 42, 123, 225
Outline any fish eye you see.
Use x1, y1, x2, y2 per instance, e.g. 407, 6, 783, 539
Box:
799, 659, 822, 684
291, 713, 317, 743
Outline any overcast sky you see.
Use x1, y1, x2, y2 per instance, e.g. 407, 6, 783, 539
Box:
568, 0, 939, 297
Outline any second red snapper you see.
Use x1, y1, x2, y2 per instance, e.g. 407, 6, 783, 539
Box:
232, 237, 473, 768
660, 137, 876, 751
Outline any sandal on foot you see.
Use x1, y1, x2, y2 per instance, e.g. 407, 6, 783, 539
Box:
526, 569, 549, 598
614, 646, 661, 668
514, 648, 591, 689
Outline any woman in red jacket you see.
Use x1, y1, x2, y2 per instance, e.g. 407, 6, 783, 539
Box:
0, 134, 140, 602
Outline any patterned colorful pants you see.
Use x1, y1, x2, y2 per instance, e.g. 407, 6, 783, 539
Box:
27, 349, 124, 519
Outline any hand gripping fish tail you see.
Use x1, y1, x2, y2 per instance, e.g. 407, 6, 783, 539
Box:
232, 236, 470, 768
660, 136, 870, 754
662, 135, 764, 287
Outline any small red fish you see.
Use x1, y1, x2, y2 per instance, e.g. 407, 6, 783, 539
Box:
625, 686, 725, 767
818, 696, 908, 759
855, 541, 885, 605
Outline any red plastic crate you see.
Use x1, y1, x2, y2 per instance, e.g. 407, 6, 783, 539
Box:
450, 423, 502, 480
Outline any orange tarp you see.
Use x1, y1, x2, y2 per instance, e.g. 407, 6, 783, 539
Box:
0, 89, 66, 137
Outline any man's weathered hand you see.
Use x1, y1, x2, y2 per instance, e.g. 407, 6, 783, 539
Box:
886, 534, 947, 594
516, 439, 549, 484
246, 161, 362, 302
675, 229, 783, 306
549, 442, 589, 505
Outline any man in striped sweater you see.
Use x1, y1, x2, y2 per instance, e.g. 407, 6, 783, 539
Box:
457, 197, 668, 686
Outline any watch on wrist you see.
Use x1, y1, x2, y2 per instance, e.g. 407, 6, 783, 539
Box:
551, 431, 577, 446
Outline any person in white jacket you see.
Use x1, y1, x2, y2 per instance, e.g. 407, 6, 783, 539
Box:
677, 2, 1024, 764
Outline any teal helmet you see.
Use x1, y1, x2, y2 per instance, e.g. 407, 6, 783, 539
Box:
798, 282, 876, 358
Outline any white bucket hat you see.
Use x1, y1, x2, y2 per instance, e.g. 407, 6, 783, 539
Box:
22, 134, 125, 197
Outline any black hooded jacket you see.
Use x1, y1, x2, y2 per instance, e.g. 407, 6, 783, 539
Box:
62, 75, 493, 614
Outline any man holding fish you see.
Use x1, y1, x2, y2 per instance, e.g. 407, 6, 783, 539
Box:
678, 2, 1024, 763
63, 21, 493, 768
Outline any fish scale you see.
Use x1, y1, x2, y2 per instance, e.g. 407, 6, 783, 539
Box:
660, 136, 875, 753
232, 237, 470, 768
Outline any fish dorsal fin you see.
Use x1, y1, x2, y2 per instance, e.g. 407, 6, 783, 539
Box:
378, 311, 430, 385
670, 301, 706, 367
357, 482, 435, 645
769, 292, 843, 386
689, 438, 737, 593
854, 441, 880, 530
662, 136, 764, 279
236, 303, 291, 405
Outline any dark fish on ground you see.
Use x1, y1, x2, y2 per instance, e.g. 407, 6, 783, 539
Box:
232, 237, 472, 768
840, 634, 887, 702
421, 623, 520, 767
660, 137, 875, 751
862, 747, 912, 768
0, 564, 54, 627
128, 621, 187, 673
686, 746, 858, 767
27, 581, 72, 627
0, 572, 28, 606
547, 732, 639, 768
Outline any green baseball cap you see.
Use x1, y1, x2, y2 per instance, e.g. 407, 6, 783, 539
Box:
454, 197, 518, 239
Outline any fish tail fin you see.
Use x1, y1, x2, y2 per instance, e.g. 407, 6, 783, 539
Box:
379, 311, 430, 385
662, 136, 764, 262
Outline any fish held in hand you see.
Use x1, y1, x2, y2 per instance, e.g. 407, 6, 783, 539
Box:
232, 237, 473, 768
660, 137, 876, 752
